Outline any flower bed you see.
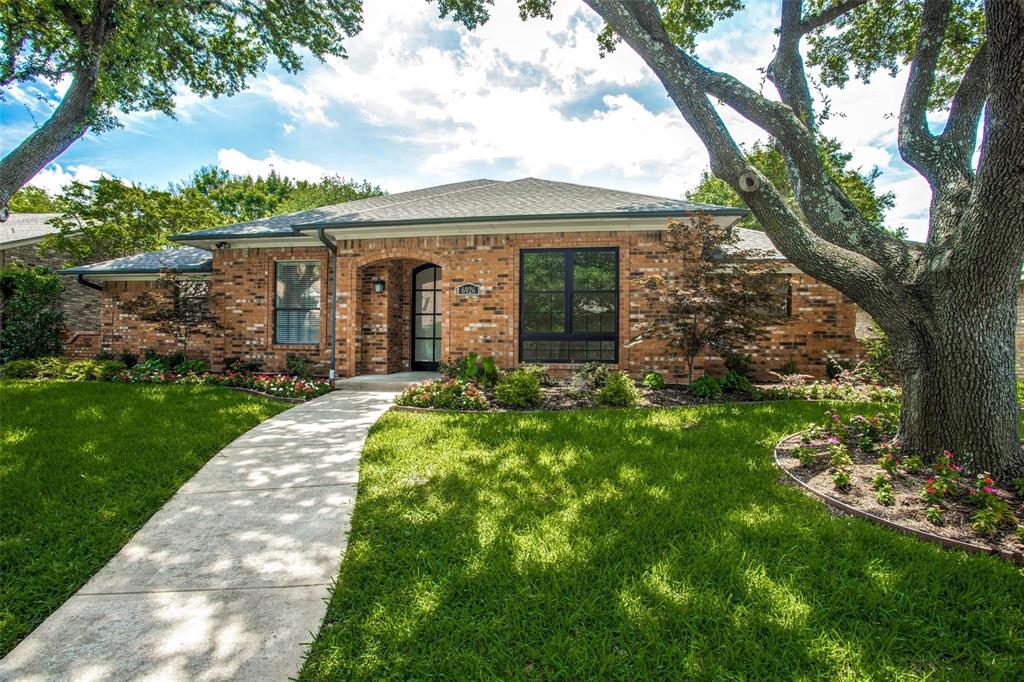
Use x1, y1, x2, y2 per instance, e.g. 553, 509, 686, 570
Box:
113, 368, 332, 401
775, 411, 1024, 561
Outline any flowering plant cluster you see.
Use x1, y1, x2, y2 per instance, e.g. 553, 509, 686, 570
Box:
753, 382, 900, 404
208, 372, 332, 399
112, 366, 331, 400
395, 379, 490, 411
921, 451, 963, 505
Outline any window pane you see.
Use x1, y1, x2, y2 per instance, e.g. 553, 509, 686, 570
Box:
523, 252, 565, 291
523, 293, 565, 332
572, 292, 616, 332
573, 251, 615, 290
414, 338, 435, 362
415, 314, 439, 338
415, 266, 439, 290
275, 310, 319, 344
276, 262, 320, 307
416, 290, 435, 315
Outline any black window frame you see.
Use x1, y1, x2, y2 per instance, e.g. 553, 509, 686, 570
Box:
274, 260, 322, 346
519, 247, 619, 364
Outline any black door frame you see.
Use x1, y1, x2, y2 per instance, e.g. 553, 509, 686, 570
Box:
411, 263, 441, 371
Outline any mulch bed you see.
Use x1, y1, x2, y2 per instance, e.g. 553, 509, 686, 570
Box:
775, 433, 1024, 562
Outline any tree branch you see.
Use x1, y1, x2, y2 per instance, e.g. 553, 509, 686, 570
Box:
583, 0, 904, 317
799, 0, 869, 34
940, 42, 987, 172
898, 0, 951, 182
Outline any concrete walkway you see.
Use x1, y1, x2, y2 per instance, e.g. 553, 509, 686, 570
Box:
0, 389, 396, 682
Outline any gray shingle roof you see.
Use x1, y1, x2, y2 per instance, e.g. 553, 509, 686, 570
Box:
730, 228, 784, 260
170, 178, 747, 241
62, 246, 212, 275
0, 213, 61, 247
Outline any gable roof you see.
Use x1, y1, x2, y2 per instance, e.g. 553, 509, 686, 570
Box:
169, 178, 747, 242
62, 246, 213, 276
0, 213, 61, 248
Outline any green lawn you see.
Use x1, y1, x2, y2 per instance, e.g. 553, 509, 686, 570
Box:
0, 380, 290, 656
302, 403, 1024, 680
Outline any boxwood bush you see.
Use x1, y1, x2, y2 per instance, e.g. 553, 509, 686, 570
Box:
597, 371, 642, 407
495, 369, 542, 409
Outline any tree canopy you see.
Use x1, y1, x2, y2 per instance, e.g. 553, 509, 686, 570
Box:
178, 167, 385, 223
0, 0, 364, 217
8, 186, 59, 213
37, 168, 387, 265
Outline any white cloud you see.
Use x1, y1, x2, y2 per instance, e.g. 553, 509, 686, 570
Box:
29, 163, 108, 194
216, 148, 336, 182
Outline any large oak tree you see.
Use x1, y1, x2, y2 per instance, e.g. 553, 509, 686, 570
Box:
438, 0, 1024, 479
0, 0, 362, 220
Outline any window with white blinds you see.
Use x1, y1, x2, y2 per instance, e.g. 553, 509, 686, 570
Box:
275, 261, 321, 344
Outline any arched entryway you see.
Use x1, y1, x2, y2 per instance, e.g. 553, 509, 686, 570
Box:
412, 263, 442, 370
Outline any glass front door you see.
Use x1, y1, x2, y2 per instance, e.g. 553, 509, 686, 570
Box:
412, 264, 441, 370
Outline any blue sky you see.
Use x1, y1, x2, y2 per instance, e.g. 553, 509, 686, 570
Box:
1, 0, 935, 240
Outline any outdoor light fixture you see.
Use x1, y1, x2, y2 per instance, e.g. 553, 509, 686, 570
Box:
373, 278, 385, 293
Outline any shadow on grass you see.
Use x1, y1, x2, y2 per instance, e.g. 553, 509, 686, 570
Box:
302, 403, 1024, 680
0, 380, 288, 656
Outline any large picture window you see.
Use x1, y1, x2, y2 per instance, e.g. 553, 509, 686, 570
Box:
275, 261, 321, 344
520, 248, 618, 363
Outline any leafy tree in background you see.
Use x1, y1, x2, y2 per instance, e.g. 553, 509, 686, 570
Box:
39, 178, 223, 266
8, 186, 59, 214
687, 139, 897, 234
0, 264, 64, 362
437, 0, 1024, 479
179, 167, 385, 222
630, 213, 787, 381
0, 0, 364, 219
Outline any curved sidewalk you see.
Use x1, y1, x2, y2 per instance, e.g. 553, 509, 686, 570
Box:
0, 389, 396, 682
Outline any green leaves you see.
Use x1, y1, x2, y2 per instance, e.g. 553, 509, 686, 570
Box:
39, 177, 224, 266
806, 0, 985, 110
2, 0, 365, 127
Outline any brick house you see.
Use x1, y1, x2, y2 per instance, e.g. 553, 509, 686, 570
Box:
1, 213, 102, 357
59, 177, 1022, 382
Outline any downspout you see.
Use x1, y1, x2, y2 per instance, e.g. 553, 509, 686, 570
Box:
316, 228, 338, 383
76, 274, 104, 291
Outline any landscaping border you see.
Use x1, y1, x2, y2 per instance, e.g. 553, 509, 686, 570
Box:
225, 386, 308, 404
390, 398, 887, 415
773, 432, 1023, 563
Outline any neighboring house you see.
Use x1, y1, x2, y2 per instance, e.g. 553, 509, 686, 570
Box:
58, 177, 1011, 382
0, 213, 102, 357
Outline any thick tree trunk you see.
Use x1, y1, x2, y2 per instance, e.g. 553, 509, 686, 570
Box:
0, 65, 99, 220
888, 280, 1023, 481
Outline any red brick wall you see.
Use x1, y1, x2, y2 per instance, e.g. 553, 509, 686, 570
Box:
97, 230, 867, 380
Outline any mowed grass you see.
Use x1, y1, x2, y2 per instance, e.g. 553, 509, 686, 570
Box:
0, 380, 290, 655
302, 403, 1024, 680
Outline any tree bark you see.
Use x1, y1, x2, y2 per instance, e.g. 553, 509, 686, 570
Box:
888, 280, 1023, 480
0, 64, 99, 220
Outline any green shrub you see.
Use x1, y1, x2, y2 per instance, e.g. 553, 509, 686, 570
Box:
450, 353, 499, 388
0, 264, 65, 362
860, 322, 899, 385
597, 371, 642, 407
641, 370, 665, 390
32, 357, 69, 379
778, 358, 800, 376
92, 360, 127, 380
117, 350, 139, 368
689, 375, 721, 398
93, 351, 115, 361
285, 353, 317, 378
517, 363, 555, 386
62, 360, 97, 381
495, 370, 542, 408
1017, 380, 1024, 406
395, 379, 490, 410
794, 445, 817, 467
719, 370, 752, 394
723, 352, 752, 377
572, 362, 610, 390
0, 359, 40, 378
164, 352, 185, 369
176, 359, 210, 375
